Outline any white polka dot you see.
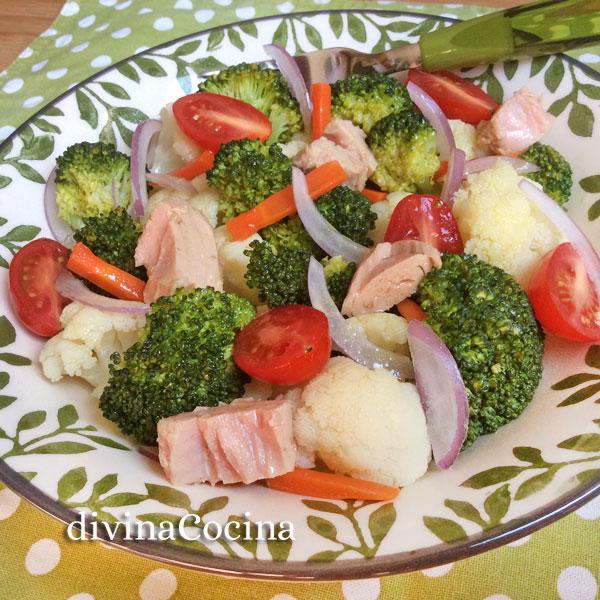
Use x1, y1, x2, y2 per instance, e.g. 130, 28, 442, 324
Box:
18, 47, 33, 59
67, 595, 94, 600
95, 23, 109, 32
40, 27, 58, 38
139, 568, 177, 600
61, 1, 80, 16
116, 0, 132, 9
25, 539, 61, 575
72, 42, 89, 53
557, 567, 598, 600
112, 27, 131, 39
78, 14, 96, 28
91, 55, 111, 68
99, 0, 116, 5
270, 595, 297, 600
194, 9, 214, 23
32, 60, 48, 72
22, 96, 44, 109
138, 8, 153, 14
341, 579, 381, 600
0, 488, 21, 519
421, 562, 454, 577
214, 0, 231, 5
153, 17, 174, 31
507, 534, 531, 547
55, 34, 73, 48
47, 68, 68, 80
579, 53, 600, 64
175, 0, 193, 8
135, 46, 150, 54
576, 496, 600, 520
0, 125, 15, 141
2, 78, 23, 94
235, 6, 255, 19
277, 1, 294, 12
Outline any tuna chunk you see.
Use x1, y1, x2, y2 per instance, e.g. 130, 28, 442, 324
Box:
157, 398, 296, 485
293, 119, 376, 190
342, 240, 441, 316
135, 196, 223, 303
477, 87, 554, 156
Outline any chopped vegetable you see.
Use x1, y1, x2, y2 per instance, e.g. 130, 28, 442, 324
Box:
168, 149, 215, 180
226, 160, 347, 240
266, 468, 399, 500
311, 82, 332, 140
67, 242, 146, 302
362, 188, 387, 203
397, 299, 426, 321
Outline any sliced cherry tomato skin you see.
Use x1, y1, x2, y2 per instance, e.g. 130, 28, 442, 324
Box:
233, 305, 332, 385
172, 92, 272, 153
528, 242, 600, 343
384, 194, 464, 254
407, 69, 498, 125
9, 238, 70, 337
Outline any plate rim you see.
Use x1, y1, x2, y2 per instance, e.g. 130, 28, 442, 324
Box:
1, 8, 599, 580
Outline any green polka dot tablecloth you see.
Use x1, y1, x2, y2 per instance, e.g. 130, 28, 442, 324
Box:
0, 1, 599, 599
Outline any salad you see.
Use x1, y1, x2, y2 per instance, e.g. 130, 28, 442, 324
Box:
9, 45, 600, 502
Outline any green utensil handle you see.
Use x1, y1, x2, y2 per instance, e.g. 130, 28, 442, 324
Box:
419, 0, 600, 71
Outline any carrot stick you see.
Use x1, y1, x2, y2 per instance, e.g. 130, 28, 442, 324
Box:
397, 299, 426, 322
266, 468, 399, 501
226, 161, 347, 241
310, 82, 331, 140
67, 243, 146, 302
434, 160, 448, 181
168, 149, 214, 180
362, 188, 388, 203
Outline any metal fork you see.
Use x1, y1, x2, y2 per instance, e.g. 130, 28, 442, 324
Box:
292, 0, 600, 87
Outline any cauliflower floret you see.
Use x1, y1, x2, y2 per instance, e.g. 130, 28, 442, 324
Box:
279, 132, 310, 159
39, 303, 145, 396
214, 225, 262, 304
294, 356, 431, 487
370, 190, 411, 243
346, 313, 409, 355
449, 119, 479, 160
453, 160, 561, 285
189, 188, 219, 228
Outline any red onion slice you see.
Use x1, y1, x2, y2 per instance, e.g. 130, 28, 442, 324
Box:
519, 179, 600, 297
146, 172, 196, 196
264, 44, 312, 134
465, 156, 539, 176
407, 81, 454, 161
440, 148, 465, 207
44, 168, 74, 247
55, 271, 150, 315
131, 119, 163, 219
407, 320, 469, 469
307, 257, 414, 379
293, 167, 369, 264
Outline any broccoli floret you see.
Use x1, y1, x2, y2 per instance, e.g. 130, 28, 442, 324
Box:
331, 73, 412, 133
207, 139, 291, 223
322, 255, 357, 309
521, 142, 573, 207
55, 141, 132, 230
99, 287, 255, 444
415, 253, 544, 447
198, 63, 302, 143
367, 111, 440, 193
73, 208, 146, 280
316, 185, 377, 247
244, 189, 373, 307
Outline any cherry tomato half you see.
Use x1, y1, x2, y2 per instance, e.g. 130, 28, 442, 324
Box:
528, 242, 600, 343
407, 69, 498, 125
233, 305, 332, 385
384, 193, 464, 254
172, 92, 272, 153
9, 238, 70, 337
